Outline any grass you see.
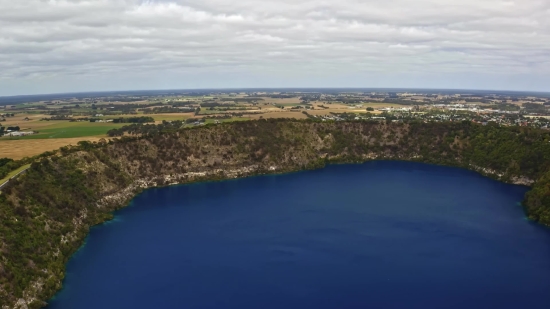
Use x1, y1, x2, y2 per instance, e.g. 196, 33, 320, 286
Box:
150, 113, 193, 122
2, 122, 126, 140
0, 137, 104, 159
0, 164, 31, 186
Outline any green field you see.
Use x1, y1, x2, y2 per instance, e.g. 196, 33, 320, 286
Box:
3, 122, 126, 140
150, 114, 193, 121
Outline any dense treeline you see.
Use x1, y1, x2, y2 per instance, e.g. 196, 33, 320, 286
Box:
523, 103, 548, 113
88, 116, 155, 124
142, 107, 195, 114
219, 98, 264, 103
106, 120, 184, 137
110, 116, 155, 124
265, 94, 296, 98
382, 98, 422, 105
2, 119, 550, 308
0, 158, 16, 179
100, 103, 163, 111
0, 157, 32, 180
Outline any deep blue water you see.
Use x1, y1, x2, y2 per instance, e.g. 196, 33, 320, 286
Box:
48, 161, 550, 309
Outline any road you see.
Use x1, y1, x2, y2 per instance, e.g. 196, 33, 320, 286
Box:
0, 165, 30, 190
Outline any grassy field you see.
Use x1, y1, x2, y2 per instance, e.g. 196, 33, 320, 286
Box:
150, 113, 194, 122
0, 137, 104, 159
2, 122, 126, 140
0, 96, 402, 159
0, 163, 31, 185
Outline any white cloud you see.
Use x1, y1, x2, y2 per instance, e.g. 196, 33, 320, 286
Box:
0, 0, 549, 95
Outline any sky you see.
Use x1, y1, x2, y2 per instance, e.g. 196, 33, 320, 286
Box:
0, 0, 549, 96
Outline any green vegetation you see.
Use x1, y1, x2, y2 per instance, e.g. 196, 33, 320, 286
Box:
104, 116, 155, 124
0, 164, 31, 186
2, 119, 550, 308
107, 120, 186, 136
523, 103, 547, 113
5, 122, 126, 140
143, 107, 194, 114
0, 158, 31, 181
204, 117, 248, 124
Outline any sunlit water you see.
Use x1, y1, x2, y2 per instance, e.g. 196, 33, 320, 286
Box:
48, 161, 550, 309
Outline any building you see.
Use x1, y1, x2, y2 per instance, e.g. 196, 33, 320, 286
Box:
5, 131, 35, 137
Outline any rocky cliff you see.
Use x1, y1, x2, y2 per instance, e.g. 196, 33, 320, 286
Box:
1, 119, 550, 309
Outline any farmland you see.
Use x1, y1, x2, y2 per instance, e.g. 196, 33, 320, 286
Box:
1, 89, 550, 159
5, 122, 127, 140
0, 137, 105, 159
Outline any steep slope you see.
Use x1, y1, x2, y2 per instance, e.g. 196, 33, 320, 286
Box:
1, 119, 550, 309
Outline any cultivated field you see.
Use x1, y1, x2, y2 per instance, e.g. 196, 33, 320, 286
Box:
0, 137, 105, 159
11, 122, 125, 140
151, 113, 194, 122
7, 91, 529, 159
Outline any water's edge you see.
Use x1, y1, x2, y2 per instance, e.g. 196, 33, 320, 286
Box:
37, 159, 536, 308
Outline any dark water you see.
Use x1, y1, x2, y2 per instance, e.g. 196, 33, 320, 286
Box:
48, 162, 550, 309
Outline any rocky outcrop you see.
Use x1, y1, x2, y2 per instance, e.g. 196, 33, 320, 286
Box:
2, 119, 550, 309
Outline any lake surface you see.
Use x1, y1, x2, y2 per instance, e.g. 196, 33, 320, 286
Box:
48, 161, 550, 309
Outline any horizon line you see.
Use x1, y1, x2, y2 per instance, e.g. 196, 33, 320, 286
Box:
2, 87, 550, 99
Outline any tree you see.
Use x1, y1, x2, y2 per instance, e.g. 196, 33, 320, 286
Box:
366, 107, 374, 111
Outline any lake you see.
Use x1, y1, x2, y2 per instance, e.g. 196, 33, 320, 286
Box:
48, 161, 550, 309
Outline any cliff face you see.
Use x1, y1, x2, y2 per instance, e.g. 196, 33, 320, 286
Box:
1, 120, 550, 309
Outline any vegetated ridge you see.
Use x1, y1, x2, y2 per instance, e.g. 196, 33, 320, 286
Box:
1, 119, 550, 309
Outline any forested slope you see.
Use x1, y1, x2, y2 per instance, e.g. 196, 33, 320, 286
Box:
2, 119, 550, 309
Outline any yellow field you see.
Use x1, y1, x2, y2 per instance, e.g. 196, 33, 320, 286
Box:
1, 114, 50, 130
0, 101, 391, 159
0, 137, 104, 159
262, 97, 302, 104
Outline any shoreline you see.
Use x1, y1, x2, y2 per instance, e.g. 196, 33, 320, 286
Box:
95, 158, 535, 224
46, 160, 538, 307
4, 120, 550, 309
9, 160, 542, 309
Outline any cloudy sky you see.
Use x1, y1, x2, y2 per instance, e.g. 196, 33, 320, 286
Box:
1, 0, 549, 95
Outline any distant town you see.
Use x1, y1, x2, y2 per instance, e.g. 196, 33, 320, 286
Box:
1, 89, 550, 158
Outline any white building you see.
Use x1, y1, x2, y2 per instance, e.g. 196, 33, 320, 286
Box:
6, 131, 34, 137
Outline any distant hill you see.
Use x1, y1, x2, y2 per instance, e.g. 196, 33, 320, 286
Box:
2, 88, 550, 105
